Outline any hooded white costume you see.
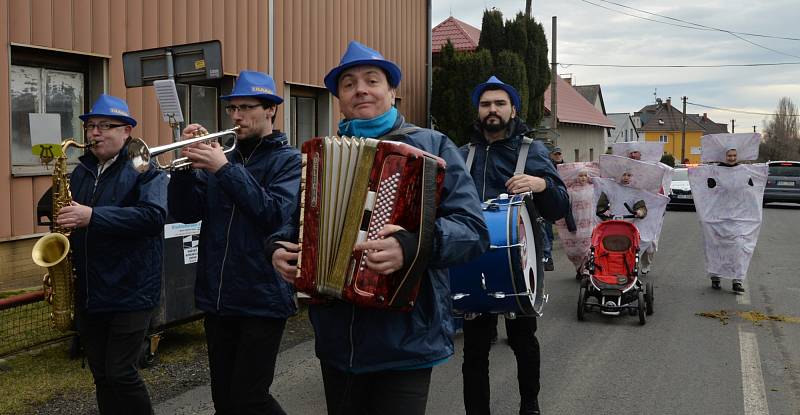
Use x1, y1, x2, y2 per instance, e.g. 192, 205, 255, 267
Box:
611, 141, 673, 194
555, 162, 600, 272
596, 155, 670, 272
688, 133, 767, 281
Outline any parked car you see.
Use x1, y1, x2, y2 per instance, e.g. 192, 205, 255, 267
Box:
764, 161, 800, 205
668, 167, 693, 209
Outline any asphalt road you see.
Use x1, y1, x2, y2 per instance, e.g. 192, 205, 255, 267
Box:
156, 204, 800, 415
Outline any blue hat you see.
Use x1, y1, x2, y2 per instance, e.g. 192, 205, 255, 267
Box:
324, 41, 402, 97
471, 76, 522, 111
80, 94, 137, 127
220, 71, 283, 104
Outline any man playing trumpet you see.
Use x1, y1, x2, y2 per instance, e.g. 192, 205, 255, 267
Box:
168, 71, 301, 415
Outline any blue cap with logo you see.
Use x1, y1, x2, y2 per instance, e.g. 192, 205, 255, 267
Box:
471, 75, 522, 111
324, 41, 402, 97
80, 94, 137, 127
220, 71, 283, 104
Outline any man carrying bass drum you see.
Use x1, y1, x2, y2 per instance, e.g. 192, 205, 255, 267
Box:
457, 76, 570, 415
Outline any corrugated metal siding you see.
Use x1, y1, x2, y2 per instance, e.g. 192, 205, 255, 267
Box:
1, 0, 427, 240
273, 0, 427, 127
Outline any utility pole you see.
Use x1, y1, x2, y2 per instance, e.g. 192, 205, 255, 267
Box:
551, 16, 558, 145
526, 0, 532, 17
753, 125, 757, 133
731, 119, 735, 133
681, 96, 687, 163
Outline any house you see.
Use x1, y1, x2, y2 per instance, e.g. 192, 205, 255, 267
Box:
432, 16, 481, 54
543, 76, 615, 162
636, 98, 728, 163
573, 84, 607, 116
0, 0, 431, 291
607, 113, 641, 148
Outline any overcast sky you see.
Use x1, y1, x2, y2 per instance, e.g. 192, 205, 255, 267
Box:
431, 0, 800, 132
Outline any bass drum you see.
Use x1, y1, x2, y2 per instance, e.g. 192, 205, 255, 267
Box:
450, 193, 546, 316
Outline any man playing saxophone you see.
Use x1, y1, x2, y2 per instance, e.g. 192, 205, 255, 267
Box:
56, 94, 168, 415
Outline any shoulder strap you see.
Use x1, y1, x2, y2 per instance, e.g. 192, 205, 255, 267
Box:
465, 144, 476, 172
515, 137, 533, 175
380, 126, 422, 140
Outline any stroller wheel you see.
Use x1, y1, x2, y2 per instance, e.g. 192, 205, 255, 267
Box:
577, 287, 587, 321
637, 291, 647, 325
645, 281, 654, 315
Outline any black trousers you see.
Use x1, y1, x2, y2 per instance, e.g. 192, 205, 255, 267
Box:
321, 362, 433, 415
462, 314, 541, 415
79, 308, 154, 415
204, 314, 287, 415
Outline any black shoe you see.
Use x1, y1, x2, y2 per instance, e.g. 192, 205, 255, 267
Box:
543, 257, 554, 271
732, 281, 745, 293
711, 278, 721, 289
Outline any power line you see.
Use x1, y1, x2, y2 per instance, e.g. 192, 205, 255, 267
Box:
589, 0, 800, 41
687, 102, 798, 117
558, 62, 800, 68
578, 0, 800, 59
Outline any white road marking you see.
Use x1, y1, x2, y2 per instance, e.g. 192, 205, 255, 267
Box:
739, 326, 770, 415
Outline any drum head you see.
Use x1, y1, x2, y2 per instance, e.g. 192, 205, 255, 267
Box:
511, 195, 546, 316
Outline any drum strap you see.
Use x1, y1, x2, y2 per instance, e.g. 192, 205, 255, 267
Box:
464, 137, 532, 174
515, 137, 533, 175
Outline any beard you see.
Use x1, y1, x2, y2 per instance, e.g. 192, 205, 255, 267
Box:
480, 114, 509, 133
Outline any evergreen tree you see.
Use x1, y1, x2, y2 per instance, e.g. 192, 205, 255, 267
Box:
524, 17, 551, 127
477, 9, 505, 62
494, 50, 529, 120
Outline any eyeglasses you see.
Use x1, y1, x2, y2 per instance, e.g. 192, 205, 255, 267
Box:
84, 122, 127, 131
224, 104, 263, 114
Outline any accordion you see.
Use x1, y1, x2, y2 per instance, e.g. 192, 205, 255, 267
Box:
296, 136, 446, 311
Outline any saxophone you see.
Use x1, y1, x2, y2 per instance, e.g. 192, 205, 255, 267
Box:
31, 139, 93, 332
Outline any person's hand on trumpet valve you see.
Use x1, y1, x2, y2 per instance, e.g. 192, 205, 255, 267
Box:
506, 174, 547, 194
178, 123, 228, 173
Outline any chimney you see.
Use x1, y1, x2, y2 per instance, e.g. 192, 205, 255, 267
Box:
666, 97, 671, 107
563, 77, 572, 85
702, 112, 708, 121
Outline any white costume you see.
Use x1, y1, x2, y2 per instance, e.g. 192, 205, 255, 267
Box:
554, 162, 600, 272
596, 155, 670, 273
593, 178, 669, 258
688, 133, 766, 281
611, 141, 673, 194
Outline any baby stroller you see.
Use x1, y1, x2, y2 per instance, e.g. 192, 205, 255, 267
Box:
577, 220, 654, 325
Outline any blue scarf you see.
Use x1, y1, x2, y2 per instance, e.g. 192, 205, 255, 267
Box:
338, 107, 398, 138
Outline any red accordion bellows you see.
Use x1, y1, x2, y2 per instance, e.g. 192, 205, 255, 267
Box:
295, 137, 445, 311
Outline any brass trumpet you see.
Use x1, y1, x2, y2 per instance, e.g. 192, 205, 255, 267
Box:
127, 126, 240, 172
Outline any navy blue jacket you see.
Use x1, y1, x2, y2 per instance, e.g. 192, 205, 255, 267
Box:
168, 132, 300, 319
70, 143, 168, 313
277, 116, 489, 373
459, 118, 570, 221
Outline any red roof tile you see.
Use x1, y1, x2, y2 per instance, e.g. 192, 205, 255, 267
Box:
544, 76, 615, 128
432, 16, 481, 53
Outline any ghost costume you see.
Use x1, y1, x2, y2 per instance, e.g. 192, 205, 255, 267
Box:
593, 178, 669, 259
611, 141, 673, 194
554, 162, 600, 272
689, 133, 767, 282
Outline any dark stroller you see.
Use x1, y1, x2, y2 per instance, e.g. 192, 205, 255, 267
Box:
577, 220, 653, 325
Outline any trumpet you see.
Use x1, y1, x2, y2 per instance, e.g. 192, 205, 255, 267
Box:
128, 126, 240, 172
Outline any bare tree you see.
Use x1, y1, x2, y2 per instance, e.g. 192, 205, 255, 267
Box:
760, 97, 800, 161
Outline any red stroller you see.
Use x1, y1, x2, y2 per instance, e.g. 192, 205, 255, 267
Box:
577, 220, 653, 325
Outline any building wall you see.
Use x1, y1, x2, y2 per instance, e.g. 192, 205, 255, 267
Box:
644, 130, 703, 164
557, 124, 606, 163
0, 0, 429, 290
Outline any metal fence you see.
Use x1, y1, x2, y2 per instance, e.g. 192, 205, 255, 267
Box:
0, 291, 72, 357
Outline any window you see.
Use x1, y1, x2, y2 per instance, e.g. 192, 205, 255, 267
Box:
659, 134, 668, 143
10, 45, 105, 175
624, 130, 627, 141
291, 96, 317, 148
589, 148, 594, 161
574, 149, 580, 162
285, 83, 331, 148
176, 84, 219, 132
